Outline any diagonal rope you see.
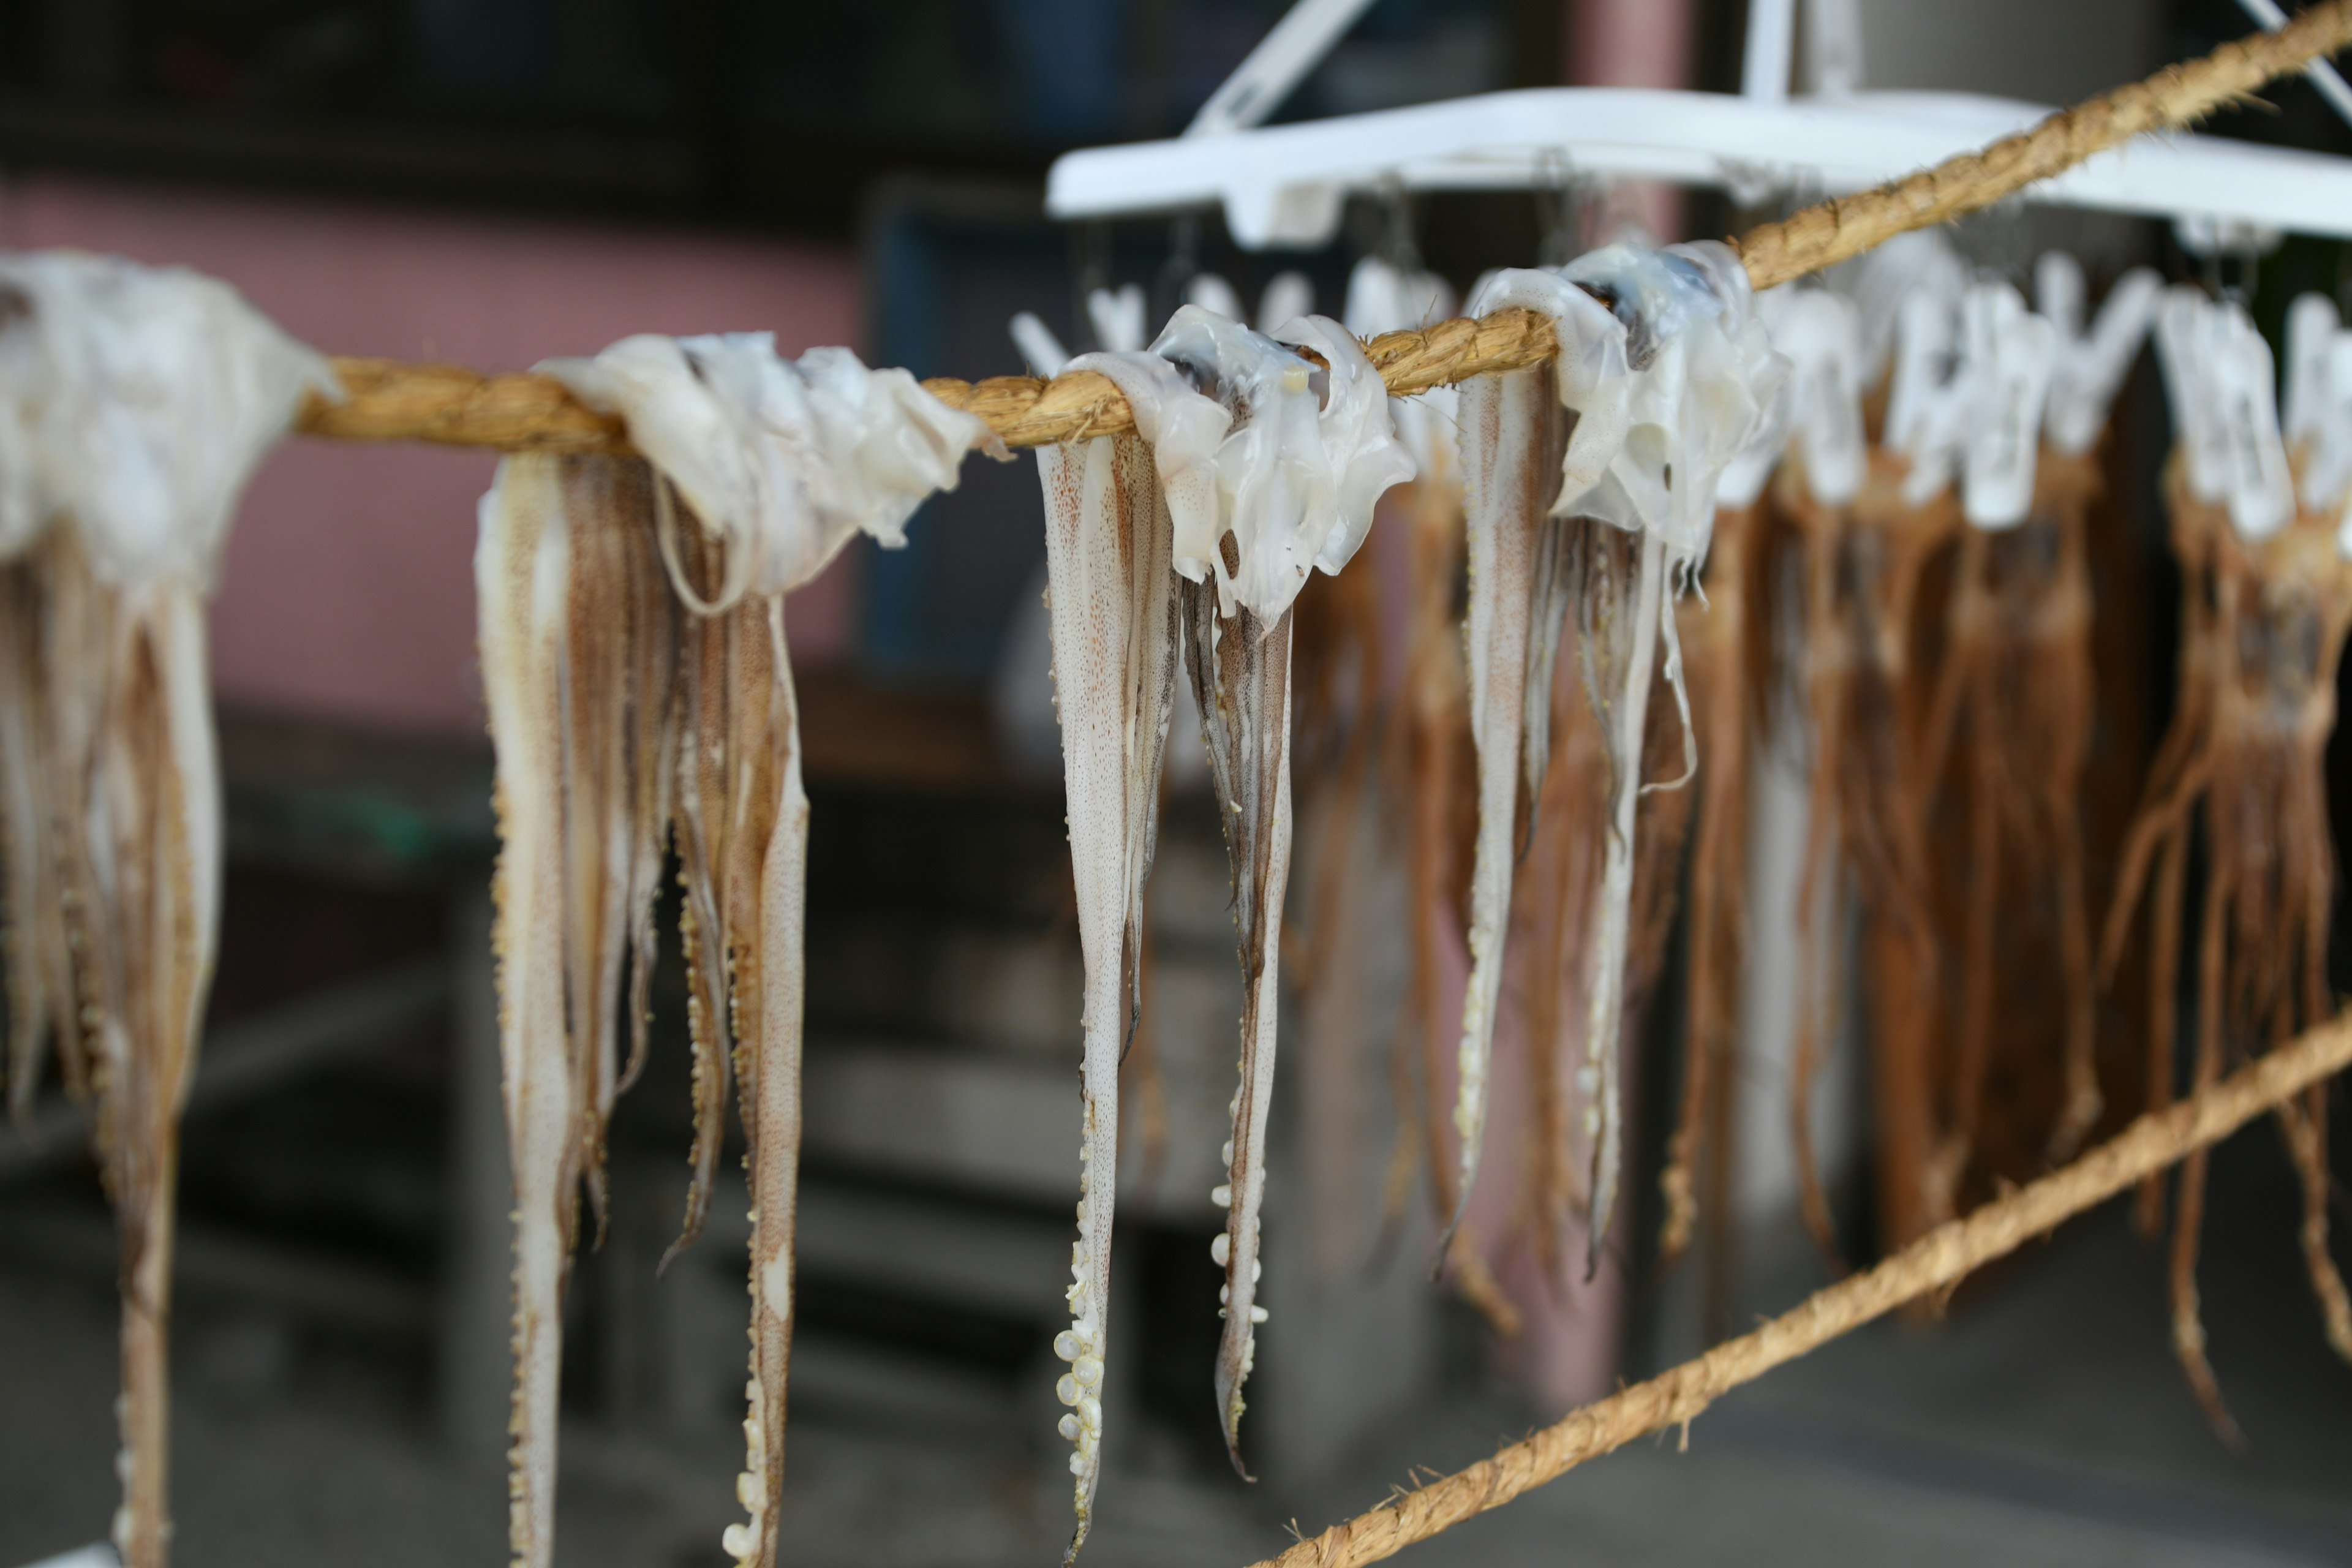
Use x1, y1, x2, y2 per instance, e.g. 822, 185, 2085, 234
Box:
1242, 1011, 2352, 1568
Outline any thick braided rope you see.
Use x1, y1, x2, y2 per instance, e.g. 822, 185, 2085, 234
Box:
295, 2, 2352, 457
300, 308, 1562, 455
1246, 1012, 2352, 1568
1734, 0, 2352, 288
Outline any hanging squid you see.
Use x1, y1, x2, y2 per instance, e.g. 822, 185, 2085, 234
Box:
1444, 330, 1561, 1254
1447, 245, 1784, 1270
1913, 258, 2158, 1201
1652, 289, 1804, 1275
1280, 258, 1445, 1289
2102, 288, 2352, 1442
1054, 305, 1410, 1503
0, 254, 330, 1568
480, 334, 990, 1568
1771, 445, 1960, 1258
1027, 368, 1194, 1556
473, 453, 680, 1568
1772, 269, 2005, 1257
1768, 264, 2144, 1257
1389, 379, 1527, 1332
1508, 560, 1701, 1292
1319, 259, 1530, 1330
1650, 496, 1758, 1286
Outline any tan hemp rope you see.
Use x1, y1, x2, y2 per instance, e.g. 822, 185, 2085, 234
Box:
1246, 1011, 2352, 1568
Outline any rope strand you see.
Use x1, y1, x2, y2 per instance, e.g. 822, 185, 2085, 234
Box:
1245, 1011, 2352, 1568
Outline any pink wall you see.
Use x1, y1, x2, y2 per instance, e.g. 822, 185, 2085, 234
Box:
1566, 0, 1696, 241
0, 175, 862, 735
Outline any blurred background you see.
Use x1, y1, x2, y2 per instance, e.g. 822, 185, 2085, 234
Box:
1, 2, 2351, 1566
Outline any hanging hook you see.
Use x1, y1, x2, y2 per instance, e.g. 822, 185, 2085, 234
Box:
1371, 174, 1422, 274
2225, 236, 2261, 310
1962, 195, 2030, 292
1155, 211, 1206, 331
1778, 169, 1828, 285
1534, 148, 1582, 268
1071, 221, 1114, 352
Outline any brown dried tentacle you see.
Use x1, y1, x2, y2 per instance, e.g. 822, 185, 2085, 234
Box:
1186, 583, 1298, 1476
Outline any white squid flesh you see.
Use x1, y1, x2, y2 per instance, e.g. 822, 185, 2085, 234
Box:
0, 253, 326, 1568
1035, 426, 1181, 1556
482, 334, 989, 1568
1088, 306, 1409, 1477
1455, 247, 1783, 1266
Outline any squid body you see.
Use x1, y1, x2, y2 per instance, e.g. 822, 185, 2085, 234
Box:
1044, 307, 1409, 1515
1034, 424, 1181, 1558
0, 254, 328, 1568
1450, 246, 1784, 1268
480, 334, 990, 1568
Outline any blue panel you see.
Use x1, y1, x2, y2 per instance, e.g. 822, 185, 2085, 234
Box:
860, 210, 951, 681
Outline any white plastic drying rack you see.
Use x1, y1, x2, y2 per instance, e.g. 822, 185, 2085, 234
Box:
1046, 0, 2352, 251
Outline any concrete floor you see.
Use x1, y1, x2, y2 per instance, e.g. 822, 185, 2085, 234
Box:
2, 1127, 2347, 1568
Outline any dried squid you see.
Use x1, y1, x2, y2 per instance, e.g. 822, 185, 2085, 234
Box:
1770, 268, 2138, 1256
1080, 306, 1410, 1483
2102, 288, 2352, 1440
1450, 245, 1783, 1268
1512, 570, 1698, 1294
473, 454, 679, 1567
1028, 397, 1186, 1554
1653, 491, 1765, 1275
1306, 260, 1527, 1329
482, 334, 990, 1568
1390, 404, 1525, 1330
1909, 261, 2156, 1216
1444, 347, 1564, 1251
1774, 448, 1959, 1257
1883, 280, 2067, 1233
1639, 282, 1820, 1280
0, 254, 328, 1568
1278, 258, 1449, 1287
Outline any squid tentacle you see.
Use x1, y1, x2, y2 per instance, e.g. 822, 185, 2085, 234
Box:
1442, 364, 1560, 1254
1037, 432, 1179, 1556
723, 597, 807, 1568
1580, 525, 1673, 1271
1186, 585, 1297, 1477
477, 458, 586, 1568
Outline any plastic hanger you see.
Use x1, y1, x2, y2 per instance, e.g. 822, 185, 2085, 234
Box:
1049, 2, 2352, 251
1087, 284, 1148, 354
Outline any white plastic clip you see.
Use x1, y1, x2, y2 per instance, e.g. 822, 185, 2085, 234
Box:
2211, 301, 2296, 541
2306, 332, 2352, 515
2154, 286, 2230, 507
1256, 271, 1316, 335
1010, 312, 1071, 377
1755, 286, 1865, 507
1962, 304, 2056, 529
1186, 273, 1246, 323
2038, 253, 2160, 458
2282, 292, 2339, 455
1088, 284, 1148, 354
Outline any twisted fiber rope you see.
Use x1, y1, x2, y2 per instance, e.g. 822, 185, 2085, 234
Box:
296, 2, 2352, 457
1245, 1012, 2352, 1568
301, 307, 1564, 455
1733, 0, 2352, 289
